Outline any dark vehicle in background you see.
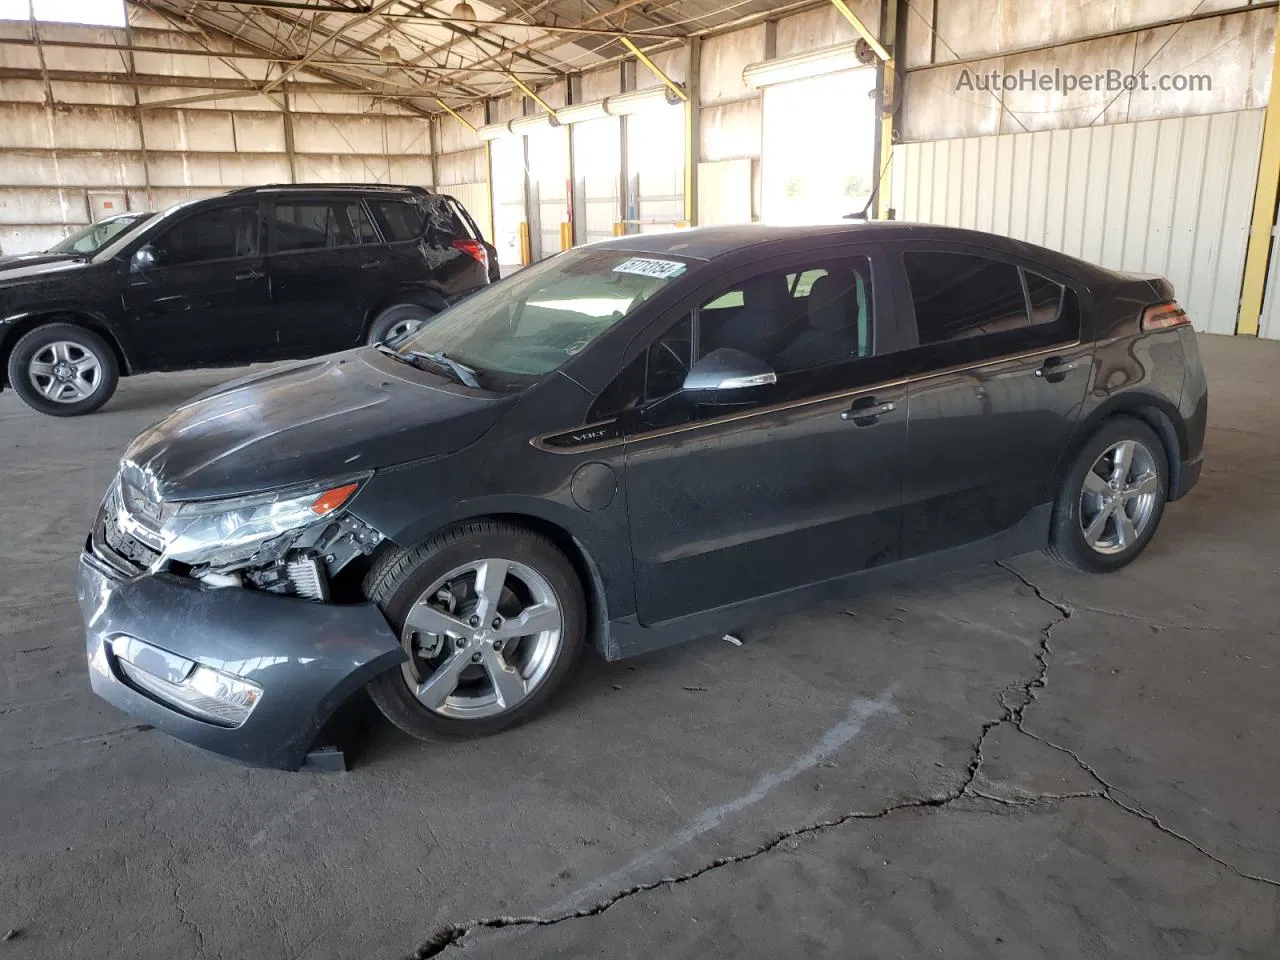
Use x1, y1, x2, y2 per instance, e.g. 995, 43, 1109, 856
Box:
77, 223, 1207, 769
1, 184, 493, 416
0, 211, 153, 271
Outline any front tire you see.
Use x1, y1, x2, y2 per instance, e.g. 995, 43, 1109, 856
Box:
1047, 416, 1169, 573
366, 304, 436, 346
365, 521, 586, 742
7, 322, 119, 417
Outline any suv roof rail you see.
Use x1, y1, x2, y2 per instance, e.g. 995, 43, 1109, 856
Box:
227, 183, 434, 196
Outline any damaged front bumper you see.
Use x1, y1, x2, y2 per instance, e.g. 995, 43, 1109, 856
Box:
77, 545, 405, 771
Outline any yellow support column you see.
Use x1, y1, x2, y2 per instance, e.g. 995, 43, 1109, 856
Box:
1237, 10, 1280, 336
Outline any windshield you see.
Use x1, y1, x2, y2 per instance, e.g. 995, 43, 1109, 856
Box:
48, 214, 148, 255
393, 247, 692, 391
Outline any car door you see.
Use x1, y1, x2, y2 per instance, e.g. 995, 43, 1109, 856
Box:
617, 249, 911, 626
895, 246, 1093, 557
121, 202, 274, 368
266, 197, 387, 356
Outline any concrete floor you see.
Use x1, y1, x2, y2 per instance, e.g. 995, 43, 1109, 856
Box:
1, 334, 1277, 959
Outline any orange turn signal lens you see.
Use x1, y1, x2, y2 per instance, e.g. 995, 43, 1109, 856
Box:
309, 482, 360, 516
1141, 301, 1189, 332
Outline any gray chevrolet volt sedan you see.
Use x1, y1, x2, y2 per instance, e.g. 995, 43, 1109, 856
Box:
77, 223, 1207, 769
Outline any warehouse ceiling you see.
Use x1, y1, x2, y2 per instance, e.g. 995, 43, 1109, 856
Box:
139, 0, 792, 112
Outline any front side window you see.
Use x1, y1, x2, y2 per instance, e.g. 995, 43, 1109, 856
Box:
697, 257, 873, 375
274, 202, 376, 252
393, 248, 689, 392
151, 205, 258, 266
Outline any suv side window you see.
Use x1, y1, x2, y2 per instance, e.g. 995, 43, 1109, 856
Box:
370, 198, 428, 242
151, 204, 258, 266
273, 201, 377, 252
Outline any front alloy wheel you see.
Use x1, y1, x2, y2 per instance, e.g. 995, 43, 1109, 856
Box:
29, 340, 104, 403
365, 521, 586, 741
401, 558, 563, 719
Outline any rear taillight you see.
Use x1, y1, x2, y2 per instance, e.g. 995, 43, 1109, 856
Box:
452, 238, 488, 268
1141, 301, 1190, 331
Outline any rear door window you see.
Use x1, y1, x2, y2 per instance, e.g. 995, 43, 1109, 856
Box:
273, 201, 377, 252
903, 250, 1080, 364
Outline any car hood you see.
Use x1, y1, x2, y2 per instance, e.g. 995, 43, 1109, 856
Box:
0, 252, 80, 272
0, 256, 98, 288
121, 349, 513, 502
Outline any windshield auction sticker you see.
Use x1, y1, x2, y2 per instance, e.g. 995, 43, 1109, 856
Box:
612, 257, 687, 279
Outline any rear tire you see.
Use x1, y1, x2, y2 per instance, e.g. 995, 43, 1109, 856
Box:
365, 521, 586, 742
1046, 416, 1169, 573
7, 322, 119, 417
366, 304, 436, 345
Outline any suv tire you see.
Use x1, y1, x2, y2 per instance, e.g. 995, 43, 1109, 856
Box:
7, 322, 120, 417
366, 304, 436, 345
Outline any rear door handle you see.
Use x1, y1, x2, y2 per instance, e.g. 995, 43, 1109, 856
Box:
360, 260, 385, 270
841, 396, 896, 426
1033, 357, 1079, 382
234, 269, 264, 281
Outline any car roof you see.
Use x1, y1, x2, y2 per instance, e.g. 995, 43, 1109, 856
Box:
225, 183, 432, 197
593, 221, 1114, 278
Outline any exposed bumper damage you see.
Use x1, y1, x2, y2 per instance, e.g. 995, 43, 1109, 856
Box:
77, 546, 404, 771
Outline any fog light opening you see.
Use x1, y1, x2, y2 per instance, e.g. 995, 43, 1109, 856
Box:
113, 639, 261, 727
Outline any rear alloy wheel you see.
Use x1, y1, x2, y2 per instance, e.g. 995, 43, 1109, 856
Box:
7, 322, 119, 417
1047, 416, 1169, 572
365, 522, 586, 741
366, 305, 435, 346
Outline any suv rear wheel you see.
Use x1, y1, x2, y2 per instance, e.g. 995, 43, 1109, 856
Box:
7, 322, 119, 417
365, 521, 586, 741
366, 304, 436, 345
1047, 415, 1169, 572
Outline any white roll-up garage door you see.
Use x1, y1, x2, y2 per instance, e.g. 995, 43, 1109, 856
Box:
759, 67, 877, 224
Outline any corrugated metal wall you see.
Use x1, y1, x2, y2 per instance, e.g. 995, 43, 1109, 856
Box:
891, 110, 1265, 336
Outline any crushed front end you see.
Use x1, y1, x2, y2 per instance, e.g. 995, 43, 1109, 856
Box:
78, 468, 405, 770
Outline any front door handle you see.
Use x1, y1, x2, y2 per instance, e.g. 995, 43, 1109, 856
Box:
1033, 357, 1079, 383
234, 269, 264, 281
841, 396, 896, 426
360, 260, 385, 270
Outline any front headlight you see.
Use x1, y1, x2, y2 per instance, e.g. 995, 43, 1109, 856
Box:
156, 475, 368, 569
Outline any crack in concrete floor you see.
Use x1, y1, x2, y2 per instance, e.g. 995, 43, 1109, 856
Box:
411, 562, 1278, 958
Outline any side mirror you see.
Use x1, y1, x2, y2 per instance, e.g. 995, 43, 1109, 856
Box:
682, 347, 777, 401
131, 244, 158, 271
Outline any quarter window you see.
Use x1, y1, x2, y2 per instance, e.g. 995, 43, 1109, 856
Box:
152, 205, 258, 266
274, 202, 377, 252
371, 198, 429, 242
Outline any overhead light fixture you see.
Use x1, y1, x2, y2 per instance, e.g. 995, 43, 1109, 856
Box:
743, 42, 866, 89
452, 1, 477, 19
380, 43, 401, 62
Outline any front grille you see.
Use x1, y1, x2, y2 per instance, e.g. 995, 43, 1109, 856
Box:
98, 491, 162, 572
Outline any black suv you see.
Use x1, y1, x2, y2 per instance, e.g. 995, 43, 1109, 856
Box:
0, 184, 496, 416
